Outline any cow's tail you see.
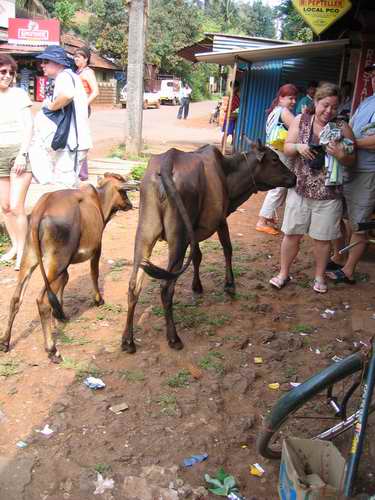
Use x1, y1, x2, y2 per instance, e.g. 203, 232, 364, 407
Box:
141, 149, 196, 281
31, 211, 67, 321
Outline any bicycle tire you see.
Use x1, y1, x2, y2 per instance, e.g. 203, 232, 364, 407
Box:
257, 352, 368, 459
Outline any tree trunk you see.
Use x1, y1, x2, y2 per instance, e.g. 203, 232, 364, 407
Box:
126, 0, 147, 156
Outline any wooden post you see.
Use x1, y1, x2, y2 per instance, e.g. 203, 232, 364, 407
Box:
221, 61, 237, 155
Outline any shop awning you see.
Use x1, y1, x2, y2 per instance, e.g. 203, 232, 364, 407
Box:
195, 39, 349, 65
0, 43, 43, 55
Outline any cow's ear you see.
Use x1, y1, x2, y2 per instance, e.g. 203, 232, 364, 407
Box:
252, 139, 265, 162
122, 181, 140, 191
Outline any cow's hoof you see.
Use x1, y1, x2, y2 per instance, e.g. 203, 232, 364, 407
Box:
224, 284, 236, 297
0, 342, 10, 353
48, 352, 62, 364
122, 341, 136, 354
168, 338, 184, 350
95, 298, 105, 307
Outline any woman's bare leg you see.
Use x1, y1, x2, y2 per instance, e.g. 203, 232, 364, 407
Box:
0, 177, 18, 260
9, 171, 32, 269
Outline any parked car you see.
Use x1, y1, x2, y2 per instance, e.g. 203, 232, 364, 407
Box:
159, 78, 181, 105
120, 85, 161, 109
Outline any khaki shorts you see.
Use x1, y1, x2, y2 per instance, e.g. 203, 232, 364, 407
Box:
343, 172, 375, 230
0, 145, 31, 177
282, 188, 342, 240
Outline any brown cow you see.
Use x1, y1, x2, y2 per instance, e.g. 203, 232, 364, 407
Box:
0, 173, 133, 362
121, 142, 296, 353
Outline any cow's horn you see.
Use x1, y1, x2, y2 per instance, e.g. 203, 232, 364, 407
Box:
122, 181, 140, 191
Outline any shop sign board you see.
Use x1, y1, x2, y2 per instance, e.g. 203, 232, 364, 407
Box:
0, 0, 15, 29
8, 18, 60, 46
351, 44, 375, 113
292, 0, 352, 35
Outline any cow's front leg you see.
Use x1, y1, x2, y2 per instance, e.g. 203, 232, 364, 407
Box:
192, 244, 203, 295
0, 259, 37, 352
90, 246, 104, 306
217, 221, 235, 296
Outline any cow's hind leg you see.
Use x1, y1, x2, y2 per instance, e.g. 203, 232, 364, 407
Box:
0, 260, 38, 352
192, 244, 203, 295
37, 274, 68, 363
90, 246, 104, 306
218, 221, 235, 296
161, 239, 189, 350
122, 226, 162, 354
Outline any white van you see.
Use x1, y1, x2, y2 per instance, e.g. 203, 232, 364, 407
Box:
159, 79, 181, 105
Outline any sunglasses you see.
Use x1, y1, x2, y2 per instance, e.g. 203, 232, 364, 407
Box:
40, 59, 52, 64
0, 69, 15, 77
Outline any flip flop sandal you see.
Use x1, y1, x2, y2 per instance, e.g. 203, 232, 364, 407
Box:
256, 225, 280, 236
313, 279, 328, 294
326, 259, 343, 272
326, 268, 356, 284
269, 275, 290, 289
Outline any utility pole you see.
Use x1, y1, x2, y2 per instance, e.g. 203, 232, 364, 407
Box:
126, 0, 147, 155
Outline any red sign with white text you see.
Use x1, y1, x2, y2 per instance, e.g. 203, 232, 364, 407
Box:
8, 18, 60, 46
352, 43, 375, 114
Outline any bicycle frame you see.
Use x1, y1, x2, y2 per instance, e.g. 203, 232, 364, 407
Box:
343, 339, 375, 497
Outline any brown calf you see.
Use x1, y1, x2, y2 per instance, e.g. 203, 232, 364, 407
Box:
0, 173, 133, 362
122, 142, 296, 353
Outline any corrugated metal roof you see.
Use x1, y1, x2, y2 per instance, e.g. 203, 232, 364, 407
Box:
234, 60, 282, 151
196, 39, 349, 65
177, 32, 293, 63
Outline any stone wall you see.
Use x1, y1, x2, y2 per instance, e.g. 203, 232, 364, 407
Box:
96, 81, 117, 105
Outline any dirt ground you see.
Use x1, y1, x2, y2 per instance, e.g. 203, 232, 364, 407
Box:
1, 183, 375, 499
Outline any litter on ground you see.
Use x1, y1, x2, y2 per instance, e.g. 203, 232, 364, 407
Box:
36, 424, 54, 436
249, 463, 265, 477
183, 452, 208, 467
84, 376, 106, 390
268, 383, 280, 390
93, 473, 114, 495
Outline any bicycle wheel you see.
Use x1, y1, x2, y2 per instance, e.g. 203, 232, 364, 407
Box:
256, 352, 375, 459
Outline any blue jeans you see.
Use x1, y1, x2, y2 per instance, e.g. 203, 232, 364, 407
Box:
177, 97, 190, 119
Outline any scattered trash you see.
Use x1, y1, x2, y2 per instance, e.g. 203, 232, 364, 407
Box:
254, 357, 263, 364
16, 440, 28, 448
84, 376, 106, 390
240, 444, 248, 449
205, 468, 243, 498
36, 424, 54, 436
315, 348, 321, 354
227, 493, 245, 500
109, 402, 129, 414
344, 304, 350, 310
268, 383, 280, 390
336, 338, 343, 343
107, 259, 115, 265
249, 463, 265, 477
300, 332, 309, 336
93, 473, 114, 495
321, 308, 335, 319
183, 453, 208, 467
290, 382, 301, 388
237, 233, 244, 237
332, 355, 343, 363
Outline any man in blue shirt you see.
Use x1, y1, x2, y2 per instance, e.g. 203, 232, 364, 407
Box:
295, 81, 318, 114
328, 64, 375, 283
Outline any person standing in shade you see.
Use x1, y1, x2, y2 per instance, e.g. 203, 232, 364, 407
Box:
177, 82, 192, 120
295, 81, 318, 115
0, 55, 33, 271
74, 47, 99, 181
255, 84, 298, 235
221, 81, 240, 150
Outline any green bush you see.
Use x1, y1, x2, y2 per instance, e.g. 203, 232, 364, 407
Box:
130, 163, 147, 181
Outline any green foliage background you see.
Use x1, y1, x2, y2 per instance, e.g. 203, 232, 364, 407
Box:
37, 0, 312, 99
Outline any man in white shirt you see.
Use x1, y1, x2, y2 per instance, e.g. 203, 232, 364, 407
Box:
33, 46, 92, 187
177, 83, 192, 120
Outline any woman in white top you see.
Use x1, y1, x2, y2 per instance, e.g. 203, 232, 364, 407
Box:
0, 54, 33, 270
256, 84, 298, 235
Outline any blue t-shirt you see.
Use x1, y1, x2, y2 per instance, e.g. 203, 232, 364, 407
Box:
350, 95, 375, 172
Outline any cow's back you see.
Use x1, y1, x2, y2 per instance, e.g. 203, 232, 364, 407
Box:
143, 146, 228, 241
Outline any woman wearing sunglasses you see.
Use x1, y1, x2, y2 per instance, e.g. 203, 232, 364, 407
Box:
0, 54, 33, 270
